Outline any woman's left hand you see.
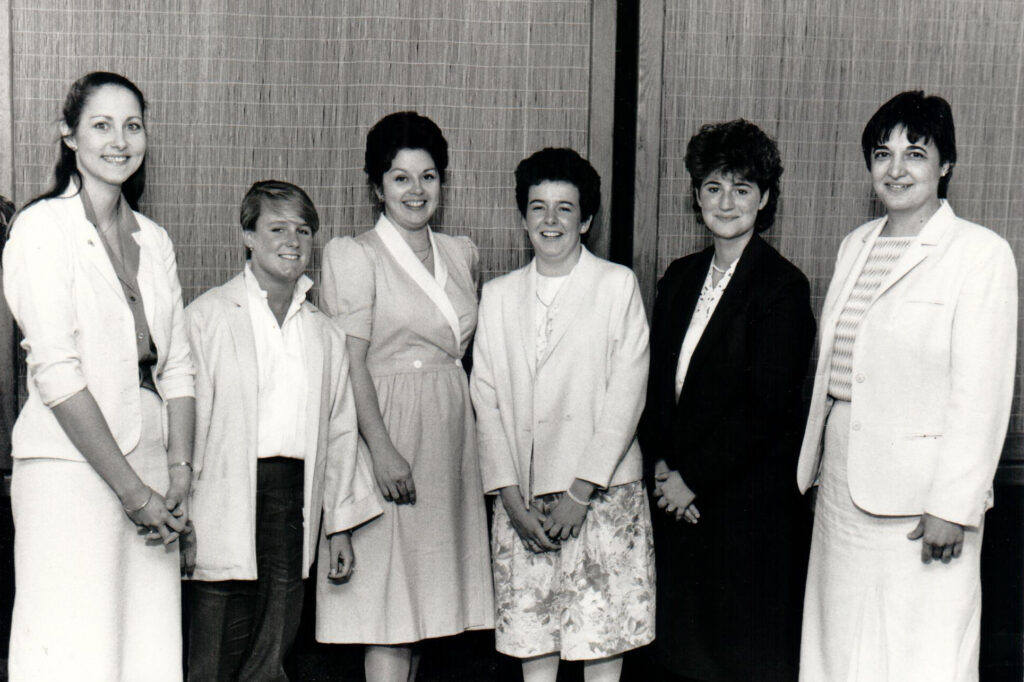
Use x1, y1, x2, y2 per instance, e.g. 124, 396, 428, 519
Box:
907, 513, 964, 563
543, 479, 594, 541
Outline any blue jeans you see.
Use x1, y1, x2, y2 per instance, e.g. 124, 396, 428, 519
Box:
188, 457, 304, 682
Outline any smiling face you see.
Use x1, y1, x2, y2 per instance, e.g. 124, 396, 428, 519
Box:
243, 203, 313, 292
695, 170, 768, 243
870, 126, 949, 219
522, 180, 591, 276
377, 148, 441, 232
62, 84, 146, 194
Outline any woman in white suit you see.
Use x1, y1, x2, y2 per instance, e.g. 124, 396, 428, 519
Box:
797, 91, 1018, 681
470, 148, 654, 682
3, 72, 194, 681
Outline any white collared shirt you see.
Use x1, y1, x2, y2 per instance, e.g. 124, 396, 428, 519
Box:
243, 264, 312, 459
675, 257, 739, 400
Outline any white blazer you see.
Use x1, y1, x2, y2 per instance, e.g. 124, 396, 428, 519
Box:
2, 189, 195, 461
797, 201, 1018, 527
470, 247, 649, 500
185, 274, 382, 580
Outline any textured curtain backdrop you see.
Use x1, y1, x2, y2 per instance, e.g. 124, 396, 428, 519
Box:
648, 0, 1024, 460
10, 0, 594, 297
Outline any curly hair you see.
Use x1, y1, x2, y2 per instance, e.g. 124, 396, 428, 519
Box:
514, 147, 601, 222
684, 119, 783, 233
861, 90, 956, 199
364, 111, 449, 189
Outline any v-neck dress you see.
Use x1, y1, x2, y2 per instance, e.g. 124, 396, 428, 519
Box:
315, 225, 494, 644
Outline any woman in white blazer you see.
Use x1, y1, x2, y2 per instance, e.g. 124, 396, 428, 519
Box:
470, 148, 654, 682
797, 91, 1018, 681
2, 72, 194, 681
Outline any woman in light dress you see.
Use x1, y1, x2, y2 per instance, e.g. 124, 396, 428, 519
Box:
798, 91, 1017, 681
315, 111, 493, 682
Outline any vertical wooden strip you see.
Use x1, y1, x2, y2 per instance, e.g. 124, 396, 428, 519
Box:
587, 0, 616, 259
633, 0, 665, 311
0, 0, 14, 471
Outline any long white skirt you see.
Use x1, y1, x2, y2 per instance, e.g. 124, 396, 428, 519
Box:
9, 390, 182, 682
800, 400, 982, 682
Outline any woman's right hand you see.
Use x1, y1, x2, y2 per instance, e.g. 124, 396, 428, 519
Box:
500, 487, 560, 554
126, 487, 190, 545
371, 444, 417, 504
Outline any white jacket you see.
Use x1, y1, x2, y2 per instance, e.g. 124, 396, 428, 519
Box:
797, 201, 1018, 527
3, 188, 194, 461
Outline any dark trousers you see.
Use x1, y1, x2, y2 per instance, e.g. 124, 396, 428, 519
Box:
188, 457, 305, 682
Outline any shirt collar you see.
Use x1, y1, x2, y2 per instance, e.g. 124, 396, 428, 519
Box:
243, 262, 313, 323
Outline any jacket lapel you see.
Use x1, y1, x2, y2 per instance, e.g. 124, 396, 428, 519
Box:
300, 305, 324, 463
685, 237, 765, 369
536, 246, 593, 370
374, 215, 461, 353
517, 264, 537, 378
869, 201, 955, 306
71, 192, 124, 300
221, 274, 260, 441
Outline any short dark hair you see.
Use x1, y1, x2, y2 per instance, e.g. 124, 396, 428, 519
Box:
514, 148, 601, 222
861, 90, 956, 198
684, 119, 782, 233
364, 112, 449, 189
240, 180, 319, 237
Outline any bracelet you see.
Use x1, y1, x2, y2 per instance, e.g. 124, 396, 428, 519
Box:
565, 488, 591, 507
123, 488, 153, 515
169, 461, 193, 472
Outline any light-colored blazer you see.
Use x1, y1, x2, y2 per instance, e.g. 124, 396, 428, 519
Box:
797, 201, 1018, 527
470, 247, 649, 500
185, 274, 381, 580
2, 188, 194, 461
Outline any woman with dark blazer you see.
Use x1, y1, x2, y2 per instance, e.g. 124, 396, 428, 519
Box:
641, 120, 815, 682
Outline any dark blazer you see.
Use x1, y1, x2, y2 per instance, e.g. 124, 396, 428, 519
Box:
641, 234, 815, 682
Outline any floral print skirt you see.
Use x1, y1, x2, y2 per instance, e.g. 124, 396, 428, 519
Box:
492, 480, 656, 660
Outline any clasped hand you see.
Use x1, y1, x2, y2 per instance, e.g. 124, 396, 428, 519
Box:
372, 444, 417, 504
907, 512, 964, 564
653, 465, 700, 524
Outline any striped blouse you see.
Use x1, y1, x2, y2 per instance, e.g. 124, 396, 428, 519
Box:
828, 236, 913, 401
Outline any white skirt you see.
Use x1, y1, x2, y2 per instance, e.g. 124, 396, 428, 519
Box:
800, 400, 982, 682
9, 390, 182, 682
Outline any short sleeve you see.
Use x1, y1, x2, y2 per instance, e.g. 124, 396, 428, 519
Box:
454, 235, 480, 289
320, 236, 375, 342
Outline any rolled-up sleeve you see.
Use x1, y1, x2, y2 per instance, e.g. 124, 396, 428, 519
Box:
154, 227, 195, 400
2, 205, 87, 406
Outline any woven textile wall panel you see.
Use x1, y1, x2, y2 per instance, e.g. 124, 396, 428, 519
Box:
10, 0, 594, 300
650, 0, 1024, 459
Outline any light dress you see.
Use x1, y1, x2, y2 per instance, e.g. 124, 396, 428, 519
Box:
490, 266, 655, 661
315, 215, 493, 644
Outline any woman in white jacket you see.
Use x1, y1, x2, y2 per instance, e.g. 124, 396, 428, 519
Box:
797, 91, 1018, 681
470, 148, 655, 682
3, 72, 195, 681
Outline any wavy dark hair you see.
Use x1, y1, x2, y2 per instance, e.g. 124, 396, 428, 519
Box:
684, 119, 782, 233
364, 111, 449, 193
514, 147, 601, 223
861, 90, 956, 199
